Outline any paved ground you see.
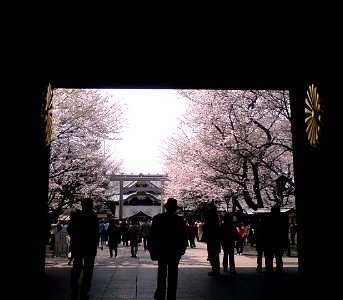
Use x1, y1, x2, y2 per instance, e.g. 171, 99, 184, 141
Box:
44, 242, 301, 300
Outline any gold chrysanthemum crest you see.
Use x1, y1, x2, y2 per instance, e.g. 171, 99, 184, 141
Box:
42, 83, 53, 147
305, 84, 321, 147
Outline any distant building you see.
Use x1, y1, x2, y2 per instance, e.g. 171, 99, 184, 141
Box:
104, 173, 166, 219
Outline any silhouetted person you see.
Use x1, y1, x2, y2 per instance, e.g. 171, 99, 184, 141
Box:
66, 233, 74, 265
262, 204, 289, 273
107, 218, 121, 258
235, 222, 246, 255
120, 219, 129, 246
128, 218, 141, 258
187, 220, 197, 248
289, 221, 297, 245
220, 212, 238, 273
149, 198, 188, 300
254, 217, 265, 272
140, 217, 152, 251
203, 201, 221, 276
67, 198, 99, 300
99, 219, 107, 250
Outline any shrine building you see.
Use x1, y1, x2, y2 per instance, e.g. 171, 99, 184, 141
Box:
105, 173, 166, 220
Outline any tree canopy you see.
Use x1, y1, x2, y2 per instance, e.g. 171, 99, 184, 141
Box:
161, 90, 294, 214
48, 89, 126, 217
48, 88, 295, 219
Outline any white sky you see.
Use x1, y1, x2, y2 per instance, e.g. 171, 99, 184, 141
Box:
105, 89, 189, 175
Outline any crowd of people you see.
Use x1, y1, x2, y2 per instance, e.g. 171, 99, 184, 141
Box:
201, 202, 291, 277
48, 198, 296, 300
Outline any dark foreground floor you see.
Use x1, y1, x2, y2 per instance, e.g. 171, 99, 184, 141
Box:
44, 242, 303, 300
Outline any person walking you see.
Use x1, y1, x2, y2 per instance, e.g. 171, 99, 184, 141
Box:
140, 217, 152, 251
66, 233, 74, 265
289, 221, 297, 245
187, 220, 197, 248
99, 219, 107, 250
254, 217, 265, 272
49, 219, 61, 256
236, 222, 246, 255
120, 219, 129, 247
67, 198, 99, 300
262, 204, 289, 273
128, 218, 141, 258
203, 201, 221, 276
220, 212, 238, 274
107, 218, 121, 258
149, 197, 188, 300
197, 220, 204, 241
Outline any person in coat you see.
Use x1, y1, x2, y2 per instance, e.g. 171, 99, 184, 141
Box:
107, 218, 121, 258
262, 204, 289, 273
203, 201, 221, 276
220, 212, 238, 274
149, 198, 188, 300
67, 198, 99, 300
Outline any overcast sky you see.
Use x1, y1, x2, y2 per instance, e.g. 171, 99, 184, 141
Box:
105, 89, 189, 175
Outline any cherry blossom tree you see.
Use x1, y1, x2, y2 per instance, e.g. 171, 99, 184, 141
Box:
48, 89, 126, 217
162, 90, 294, 213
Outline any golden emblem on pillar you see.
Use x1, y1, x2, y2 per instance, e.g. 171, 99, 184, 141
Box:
42, 83, 53, 147
305, 84, 322, 147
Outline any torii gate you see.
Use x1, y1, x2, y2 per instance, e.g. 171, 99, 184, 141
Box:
107, 173, 167, 219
